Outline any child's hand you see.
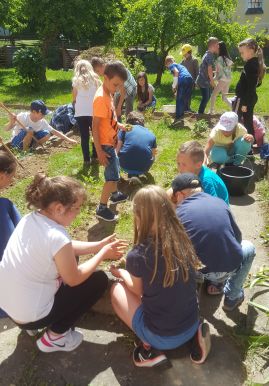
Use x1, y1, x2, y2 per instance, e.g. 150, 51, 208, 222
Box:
243, 134, 254, 143
109, 264, 123, 279
68, 138, 78, 144
99, 233, 117, 248
97, 149, 110, 167
9, 113, 17, 125
101, 239, 128, 261
210, 81, 215, 89
241, 106, 247, 113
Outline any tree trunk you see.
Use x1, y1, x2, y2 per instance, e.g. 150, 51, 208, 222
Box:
155, 51, 167, 86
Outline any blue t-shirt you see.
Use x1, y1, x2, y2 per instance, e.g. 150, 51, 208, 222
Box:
168, 63, 192, 81
0, 198, 21, 260
176, 192, 243, 274
199, 165, 229, 205
126, 241, 199, 336
118, 125, 157, 173
196, 51, 215, 88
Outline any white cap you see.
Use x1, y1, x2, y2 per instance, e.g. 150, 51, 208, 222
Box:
217, 112, 238, 132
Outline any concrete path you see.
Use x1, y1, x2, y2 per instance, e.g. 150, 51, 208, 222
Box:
0, 191, 268, 386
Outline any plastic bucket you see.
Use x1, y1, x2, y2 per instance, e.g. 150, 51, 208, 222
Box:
217, 165, 254, 196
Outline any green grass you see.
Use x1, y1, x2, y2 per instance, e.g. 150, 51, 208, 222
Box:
0, 67, 268, 114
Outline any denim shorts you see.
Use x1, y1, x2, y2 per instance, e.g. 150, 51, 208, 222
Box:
132, 305, 199, 350
102, 145, 120, 182
11, 129, 50, 149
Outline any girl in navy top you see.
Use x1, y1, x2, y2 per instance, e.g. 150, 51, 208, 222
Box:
110, 185, 211, 368
235, 38, 266, 138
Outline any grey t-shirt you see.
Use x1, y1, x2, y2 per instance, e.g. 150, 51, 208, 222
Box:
196, 51, 214, 88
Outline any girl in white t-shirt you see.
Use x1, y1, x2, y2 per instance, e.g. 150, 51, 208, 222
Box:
0, 173, 127, 353
72, 60, 101, 165
209, 42, 233, 114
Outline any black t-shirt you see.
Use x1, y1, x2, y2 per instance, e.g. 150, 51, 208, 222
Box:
176, 192, 243, 274
126, 241, 199, 336
235, 57, 259, 106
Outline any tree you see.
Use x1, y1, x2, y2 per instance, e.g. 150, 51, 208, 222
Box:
24, 0, 123, 56
0, 0, 27, 39
115, 0, 251, 85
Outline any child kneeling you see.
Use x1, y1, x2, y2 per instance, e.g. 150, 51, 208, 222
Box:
110, 185, 211, 368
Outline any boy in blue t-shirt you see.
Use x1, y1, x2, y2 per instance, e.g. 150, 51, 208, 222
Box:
165, 56, 194, 119
176, 140, 229, 204
116, 112, 157, 178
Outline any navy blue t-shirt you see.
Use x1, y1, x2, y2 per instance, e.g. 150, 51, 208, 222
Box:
118, 125, 157, 173
0, 198, 21, 260
176, 192, 243, 274
126, 241, 199, 336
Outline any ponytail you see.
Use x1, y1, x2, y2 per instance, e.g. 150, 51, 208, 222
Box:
26, 173, 87, 210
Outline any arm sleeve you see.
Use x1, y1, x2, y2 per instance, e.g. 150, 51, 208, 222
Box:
172, 77, 178, 88
49, 228, 72, 257
202, 179, 217, 197
93, 97, 109, 118
118, 130, 125, 142
241, 62, 259, 106
126, 249, 143, 278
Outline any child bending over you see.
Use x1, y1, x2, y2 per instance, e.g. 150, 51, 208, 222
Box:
110, 185, 211, 368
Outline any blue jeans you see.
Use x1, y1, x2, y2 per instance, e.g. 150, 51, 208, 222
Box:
11, 129, 50, 149
176, 77, 193, 118
198, 87, 211, 114
102, 145, 120, 182
132, 305, 199, 350
210, 137, 252, 165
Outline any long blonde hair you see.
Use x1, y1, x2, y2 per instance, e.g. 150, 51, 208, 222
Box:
72, 59, 101, 89
133, 185, 202, 287
239, 38, 266, 85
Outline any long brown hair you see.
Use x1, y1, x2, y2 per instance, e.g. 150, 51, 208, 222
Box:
239, 38, 266, 84
133, 185, 202, 287
137, 72, 149, 102
0, 150, 16, 174
26, 173, 87, 210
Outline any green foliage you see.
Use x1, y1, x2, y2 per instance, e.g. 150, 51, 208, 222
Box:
13, 47, 46, 88
0, 0, 27, 35
191, 119, 208, 138
116, 0, 252, 84
246, 266, 269, 316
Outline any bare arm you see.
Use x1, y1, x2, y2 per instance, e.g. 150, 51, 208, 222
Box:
72, 87, 78, 104
72, 233, 119, 255
143, 87, 153, 106
4, 113, 17, 131
110, 266, 143, 296
152, 147, 157, 156
116, 140, 123, 154
208, 65, 215, 87
92, 116, 110, 166
50, 128, 77, 144
204, 138, 215, 165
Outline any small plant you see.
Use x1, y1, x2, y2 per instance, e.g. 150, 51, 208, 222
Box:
247, 266, 269, 316
13, 47, 46, 88
191, 119, 208, 138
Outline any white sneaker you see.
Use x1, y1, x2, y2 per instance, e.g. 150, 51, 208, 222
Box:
36, 329, 83, 353
26, 329, 39, 337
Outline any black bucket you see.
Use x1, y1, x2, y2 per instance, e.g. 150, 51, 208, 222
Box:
217, 165, 254, 196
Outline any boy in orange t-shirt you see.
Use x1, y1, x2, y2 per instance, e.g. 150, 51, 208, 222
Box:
93, 61, 128, 221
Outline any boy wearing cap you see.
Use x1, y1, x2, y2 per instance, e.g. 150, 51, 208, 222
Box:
204, 111, 254, 166
170, 172, 255, 311
5, 100, 77, 151
181, 44, 199, 84
177, 140, 229, 204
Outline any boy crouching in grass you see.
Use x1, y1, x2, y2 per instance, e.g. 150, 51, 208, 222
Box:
5, 100, 77, 151
93, 61, 129, 222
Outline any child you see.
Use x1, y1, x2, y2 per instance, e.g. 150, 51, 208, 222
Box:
204, 111, 254, 166
92, 61, 129, 222
176, 140, 229, 204
0, 173, 127, 352
209, 41, 233, 114
114, 65, 137, 120
110, 185, 211, 367
253, 115, 265, 147
0, 150, 21, 260
5, 100, 77, 151
196, 37, 219, 114
165, 56, 194, 119
91, 56, 106, 77
234, 38, 266, 137
116, 111, 157, 178
136, 72, 156, 111
180, 44, 199, 111
72, 59, 101, 165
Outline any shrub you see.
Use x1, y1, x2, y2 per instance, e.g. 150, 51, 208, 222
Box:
191, 119, 208, 138
13, 47, 46, 88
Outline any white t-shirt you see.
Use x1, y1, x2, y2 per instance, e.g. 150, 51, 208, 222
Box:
12, 112, 52, 139
73, 83, 98, 117
0, 212, 71, 323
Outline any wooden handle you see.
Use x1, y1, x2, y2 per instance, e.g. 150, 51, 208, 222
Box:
0, 137, 25, 169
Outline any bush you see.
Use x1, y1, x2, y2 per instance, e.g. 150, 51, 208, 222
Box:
13, 47, 46, 88
191, 119, 208, 138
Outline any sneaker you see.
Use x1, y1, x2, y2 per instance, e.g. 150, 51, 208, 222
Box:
223, 293, 244, 312
36, 329, 83, 353
26, 329, 39, 337
96, 206, 118, 222
133, 344, 168, 368
190, 322, 211, 364
110, 192, 128, 204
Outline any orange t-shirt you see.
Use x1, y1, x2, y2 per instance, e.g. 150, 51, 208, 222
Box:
93, 85, 118, 147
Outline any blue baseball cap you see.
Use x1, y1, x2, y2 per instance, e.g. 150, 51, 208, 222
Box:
171, 173, 201, 193
30, 100, 51, 115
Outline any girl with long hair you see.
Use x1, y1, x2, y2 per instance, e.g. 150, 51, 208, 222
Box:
137, 72, 156, 111
110, 185, 210, 368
